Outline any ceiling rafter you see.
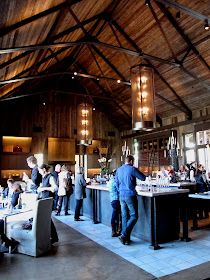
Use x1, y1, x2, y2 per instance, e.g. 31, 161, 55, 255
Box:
0, 40, 180, 67
156, 0, 210, 22
67, 7, 127, 81
0, 12, 104, 71
0, 89, 113, 102
156, 1, 210, 72
148, 1, 178, 63
108, 22, 131, 68
109, 18, 192, 119
64, 5, 131, 122
0, 16, 103, 99
0, 1, 82, 38
29, 7, 68, 77
0, 12, 104, 93
149, 1, 210, 91
75, 61, 131, 123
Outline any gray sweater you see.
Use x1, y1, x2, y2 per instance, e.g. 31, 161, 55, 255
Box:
74, 173, 86, 200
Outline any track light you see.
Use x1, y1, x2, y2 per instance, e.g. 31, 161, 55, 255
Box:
204, 19, 209, 30
145, 0, 150, 6
117, 80, 121, 84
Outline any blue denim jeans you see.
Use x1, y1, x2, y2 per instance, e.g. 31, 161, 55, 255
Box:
120, 196, 138, 240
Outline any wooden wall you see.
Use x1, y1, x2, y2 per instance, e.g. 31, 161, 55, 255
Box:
0, 92, 121, 164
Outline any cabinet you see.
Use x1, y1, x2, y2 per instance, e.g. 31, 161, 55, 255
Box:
48, 138, 75, 162
0, 136, 32, 181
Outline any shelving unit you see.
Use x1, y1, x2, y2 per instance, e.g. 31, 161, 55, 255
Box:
138, 136, 170, 174
0, 136, 32, 183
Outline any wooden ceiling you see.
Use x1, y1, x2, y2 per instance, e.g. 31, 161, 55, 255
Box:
0, 0, 209, 130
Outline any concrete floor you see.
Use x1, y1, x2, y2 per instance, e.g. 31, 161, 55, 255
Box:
1, 218, 210, 280
0, 219, 153, 280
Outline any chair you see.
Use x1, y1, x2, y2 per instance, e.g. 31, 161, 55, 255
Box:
9, 198, 53, 257
21, 192, 38, 209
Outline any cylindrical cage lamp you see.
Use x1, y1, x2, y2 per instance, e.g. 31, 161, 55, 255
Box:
131, 64, 156, 131
77, 103, 93, 145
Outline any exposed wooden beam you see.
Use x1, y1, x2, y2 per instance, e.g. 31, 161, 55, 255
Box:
0, 40, 180, 66
148, 1, 178, 63
110, 18, 192, 119
0, 71, 131, 86
0, 18, 103, 98
0, 90, 113, 102
156, 2, 210, 72
156, 92, 187, 114
75, 61, 131, 122
0, 1, 83, 38
67, 7, 127, 82
156, 0, 210, 22
0, 12, 103, 70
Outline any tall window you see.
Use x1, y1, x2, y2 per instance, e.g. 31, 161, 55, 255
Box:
184, 133, 195, 164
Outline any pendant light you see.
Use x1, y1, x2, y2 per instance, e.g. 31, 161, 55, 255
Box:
131, 64, 156, 131
77, 103, 93, 145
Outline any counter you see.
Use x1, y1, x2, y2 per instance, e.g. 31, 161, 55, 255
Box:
85, 184, 190, 249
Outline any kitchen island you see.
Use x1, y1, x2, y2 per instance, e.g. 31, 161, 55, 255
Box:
84, 183, 190, 249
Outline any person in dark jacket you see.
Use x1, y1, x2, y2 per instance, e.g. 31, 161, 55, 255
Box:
38, 164, 59, 244
74, 166, 86, 221
52, 164, 61, 211
23, 156, 42, 193
7, 182, 23, 209
115, 155, 146, 245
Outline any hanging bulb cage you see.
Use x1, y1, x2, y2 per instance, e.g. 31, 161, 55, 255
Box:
131, 64, 156, 131
77, 103, 93, 145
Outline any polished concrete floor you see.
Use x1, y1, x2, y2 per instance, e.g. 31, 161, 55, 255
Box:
0, 219, 153, 280
55, 213, 210, 278
1, 215, 210, 280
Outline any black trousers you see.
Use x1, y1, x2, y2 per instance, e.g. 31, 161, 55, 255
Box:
111, 200, 121, 227
74, 199, 83, 219
57, 193, 71, 214
0, 219, 12, 246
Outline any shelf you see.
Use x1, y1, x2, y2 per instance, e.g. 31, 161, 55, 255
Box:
2, 136, 32, 153
1, 169, 31, 179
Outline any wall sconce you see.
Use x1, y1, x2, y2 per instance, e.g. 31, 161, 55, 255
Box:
131, 64, 156, 131
77, 103, 93, 145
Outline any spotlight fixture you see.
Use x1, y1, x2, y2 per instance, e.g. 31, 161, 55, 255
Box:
204, 19, 209, 30
93, 107, 96, 111
117, 79, 121, 84
145, 0, 150, 6
74, 72, 78, 75
96, 78, 100, 81
72, 76, 75, 79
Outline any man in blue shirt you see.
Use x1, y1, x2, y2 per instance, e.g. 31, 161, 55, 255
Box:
115, 155, 146, 245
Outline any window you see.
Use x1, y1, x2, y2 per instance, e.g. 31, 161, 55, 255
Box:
196, 129, 210, 145
184, 133, 195, 148
185, 150, 195, 163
